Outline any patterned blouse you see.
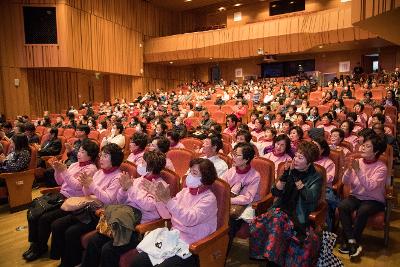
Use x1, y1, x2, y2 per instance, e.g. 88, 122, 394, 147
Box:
1, 149, 31, 172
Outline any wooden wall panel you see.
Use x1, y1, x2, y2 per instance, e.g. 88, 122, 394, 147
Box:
26, 69, 106, 118
0, 67, 30, 119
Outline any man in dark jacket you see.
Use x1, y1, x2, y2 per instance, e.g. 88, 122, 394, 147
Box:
38, 128, 62, 157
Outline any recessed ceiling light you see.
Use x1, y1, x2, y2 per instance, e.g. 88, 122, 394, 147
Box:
169, 61, 173, 64
318, 45, 323, 48
272, 4, 277, 7
340, 0, 351, 2
289, 1, 295, 4
184, 0, 192, 2
218, 7, 226, 11
234, 3, 242, 7
209, 57, 213, 60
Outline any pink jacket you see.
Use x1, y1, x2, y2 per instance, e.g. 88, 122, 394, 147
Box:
83, 168, 122, 205
55, 162, 98, 198
126, 150, 145, 165
342, 159, 387, 203
156, 188, 217, 244
315, 157, 336, 187
221, 167, 261, 205
117, 176, 167, 223
263, 152, 292, 178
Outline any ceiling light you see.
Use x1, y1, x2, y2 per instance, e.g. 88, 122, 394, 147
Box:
184, 0, 192, 2
218, 7, 226, 11
318, 45, 323, 48
169, 61, 173, 64
209, 57, 213, 60
289, 1, 295, 4
234, 3, 242, 7
272, 4, 277, 7
340, 0, 351, 2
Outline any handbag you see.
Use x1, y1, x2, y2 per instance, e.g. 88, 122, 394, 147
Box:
27, 192, 65, 221
61, 195, 102, 212
96, 213, 113, 238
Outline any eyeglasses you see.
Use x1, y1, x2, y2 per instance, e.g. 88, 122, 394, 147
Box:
231, 152, 243, 158
100, 153, 110, 159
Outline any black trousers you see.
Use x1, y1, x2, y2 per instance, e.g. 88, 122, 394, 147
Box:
50, 214, 98, 267
43, 168, 58, 188
338, 195, 385, 242
81, 232, 140, 267
27, 207, 69, 248
227, 218, 245, 254
130, 252, 198, 267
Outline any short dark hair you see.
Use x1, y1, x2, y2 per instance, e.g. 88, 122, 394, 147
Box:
330, 128, 345, 141
12, 133, 30, 152
282, 119, 293, 128
143, 150, 166, 175
166, 130, 181, 143
265, 126, 277, 136
153, 136, 170, 153
341, 119, 355, 133
372, 113, 385, 124
24, 123, 35, 132
357, 127, 375, 138
189, 158, 217, 185
77, 124, 90, 135
226, 114, 239, 125
364, 133, 387, 159
99, 121, 107, 129
114, 123, 124, 135
322, 113, 333, 122
313, 137, 330, 157
50, 127, 58, 137
373, 105, 385, 112
354, 102, 364, 112
297, 113, 307, 122
289, 126, 304, 140
207, 134, 223, 153
210, 123, 222, 134
233, 142, 255, 164
131, 132, 148, 150
346, 112, 357, 122
273, 134, 291, 154
3, 122, 12, 130
236, 130, 252, 143
101, 143, 124, 167
80, 139, 100, 161
15, 123, 25, 133
297, 141, 320, 164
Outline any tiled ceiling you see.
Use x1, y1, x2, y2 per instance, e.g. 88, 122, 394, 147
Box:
148, 0, 266, 12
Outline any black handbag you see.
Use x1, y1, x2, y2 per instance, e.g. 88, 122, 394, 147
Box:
27, 192, 65, 221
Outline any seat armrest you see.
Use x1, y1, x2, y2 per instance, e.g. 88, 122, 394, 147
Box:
0, 169, 35, 179
135, 219, 169, 234
252, 193, 274, 216
40, 186, 61, 195
309, 201, 328, 228
189, 225, 229, 254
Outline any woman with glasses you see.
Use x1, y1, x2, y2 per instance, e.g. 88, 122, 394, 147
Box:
50, 143, 124, 267
221, 142, 261, 253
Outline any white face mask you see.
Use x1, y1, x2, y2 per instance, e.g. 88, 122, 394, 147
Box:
135, 125, 142, 132
98, 125, 103, 130
186, 174, 202, 188
111, 128, 116, 135
175, 121, 181, 126
137, 163, 148, 176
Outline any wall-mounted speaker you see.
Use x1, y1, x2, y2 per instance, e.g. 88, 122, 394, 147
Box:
23, 6, 57, 44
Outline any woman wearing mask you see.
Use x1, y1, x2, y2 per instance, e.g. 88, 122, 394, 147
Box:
131, 158, 218, 267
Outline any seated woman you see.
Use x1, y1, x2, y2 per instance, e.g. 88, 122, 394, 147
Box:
263, 134, 292, 177
249, 141, 322, 267
147, 136, 175, 171
353, 102, 368, 128
223, 114, 239, 137
338, 133, 387, 260
81, 151, 168, 267
131, 158, 218, 267
340, 120, 358, 150
101, 122, 125, 149
0, 133, 31, 173
313, 137, 338, 231
288, 126, 303, 154
222, 142, 261, 252
126, 132, 148, 165
23, 139, 99, 261
166, 130, 185, 149
255, 127, 276, 156
251, 117, 266, 141
50, 143, 124, 267
247, 111, 259, 130
297, 99, 310, 114
317, 112, 336, 133
329, 128, 351, 156
295, 113, 310, 133
307, 106, 320, 126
